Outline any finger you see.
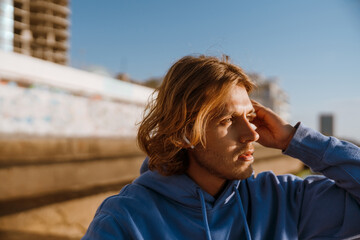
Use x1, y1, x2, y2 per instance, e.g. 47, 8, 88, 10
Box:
251, 99, 261, 105
250, 118, 262, 128
251, 103, 268, 120
250, 100, 269, 116
250, 100, 261, 110
251, 99, 267, 109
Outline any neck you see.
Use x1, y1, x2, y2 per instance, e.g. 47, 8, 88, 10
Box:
186, 154, 227, 197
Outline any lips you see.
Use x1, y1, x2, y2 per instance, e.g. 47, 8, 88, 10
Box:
237, 150, 254, 162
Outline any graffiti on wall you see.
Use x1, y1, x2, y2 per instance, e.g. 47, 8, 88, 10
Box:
0, 81, 145, 137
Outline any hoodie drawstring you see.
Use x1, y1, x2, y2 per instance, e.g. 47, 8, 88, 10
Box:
233, 185, 252, 240
197, 186, 251, 240
197, 188, 212, 240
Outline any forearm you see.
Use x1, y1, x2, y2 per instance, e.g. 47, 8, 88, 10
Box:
283, 122, 360, 202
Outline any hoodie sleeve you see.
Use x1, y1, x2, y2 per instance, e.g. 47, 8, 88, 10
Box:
283, 123, 360, 239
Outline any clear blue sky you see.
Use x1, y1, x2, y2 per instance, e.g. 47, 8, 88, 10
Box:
70, 0, 360, 142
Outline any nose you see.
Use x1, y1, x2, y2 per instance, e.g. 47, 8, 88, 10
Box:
237, 119, 259, 143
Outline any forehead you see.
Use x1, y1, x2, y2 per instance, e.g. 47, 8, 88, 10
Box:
217, 85, 253, 116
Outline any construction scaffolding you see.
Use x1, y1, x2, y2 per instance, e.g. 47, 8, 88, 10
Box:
12, 0, 70, 64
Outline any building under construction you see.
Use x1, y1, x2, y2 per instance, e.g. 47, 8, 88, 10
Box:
249, 73, 291, 122
0, 0, 70, 65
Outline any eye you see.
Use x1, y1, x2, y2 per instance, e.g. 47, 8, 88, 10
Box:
220, 117, 232, 125
247, 112, 256, 121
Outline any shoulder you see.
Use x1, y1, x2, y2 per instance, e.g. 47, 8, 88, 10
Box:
82, 187, 144, 240
98, 183, 155, 215
85, 183, 156, 236
244, 171, 331, 193
242, 171, 337, 211
246, 171, 303, 185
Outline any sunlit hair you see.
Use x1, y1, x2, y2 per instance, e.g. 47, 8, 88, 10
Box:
137, 55, 254, 176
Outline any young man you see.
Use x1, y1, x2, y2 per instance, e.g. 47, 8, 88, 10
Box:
82, 55, 360, 239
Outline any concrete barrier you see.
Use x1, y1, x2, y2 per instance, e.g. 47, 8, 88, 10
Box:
0, 156, 144, 201
0, 137, 142, 164
0, 137, 145, 201
252, 143, 304, 175
0, 139, 303, 202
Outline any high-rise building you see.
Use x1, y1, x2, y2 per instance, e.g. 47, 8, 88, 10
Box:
320, 114, 334, 136
0, 0, 70, 64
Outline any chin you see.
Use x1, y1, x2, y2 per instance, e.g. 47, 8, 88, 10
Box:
232, 165, 253, 180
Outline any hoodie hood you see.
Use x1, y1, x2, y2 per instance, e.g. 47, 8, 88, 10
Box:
135, 157, 253, 240
136, 157, 241, 210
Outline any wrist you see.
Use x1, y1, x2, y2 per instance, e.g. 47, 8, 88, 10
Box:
282, 122, 299, 150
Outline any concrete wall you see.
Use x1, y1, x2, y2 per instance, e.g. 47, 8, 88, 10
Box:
0, 82, 145, 137
0, 137, 144, 202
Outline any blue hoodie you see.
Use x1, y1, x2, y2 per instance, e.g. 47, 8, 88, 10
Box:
82, 123, 360, 239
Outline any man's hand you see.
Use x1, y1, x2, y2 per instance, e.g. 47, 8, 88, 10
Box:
251, 100, 296, 150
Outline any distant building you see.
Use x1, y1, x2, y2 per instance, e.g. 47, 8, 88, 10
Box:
319, 114, 334, 136
249, 73, 291, 122
0, 0, 14, 52
0, 0, 70, 64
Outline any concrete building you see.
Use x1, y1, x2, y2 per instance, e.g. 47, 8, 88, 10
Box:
249, 73, 291, 122
0, 0, 70, 64
319, 114, 334, 136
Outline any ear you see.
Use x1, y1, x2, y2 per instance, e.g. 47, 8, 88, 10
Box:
182, 134, 195, 149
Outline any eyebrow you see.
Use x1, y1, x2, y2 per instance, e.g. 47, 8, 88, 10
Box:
217, 108, 256, 119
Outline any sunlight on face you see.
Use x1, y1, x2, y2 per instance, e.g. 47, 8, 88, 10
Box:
189, 85, 259, 180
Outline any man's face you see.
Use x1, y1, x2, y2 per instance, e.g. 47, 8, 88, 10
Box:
189, 84, 259, 180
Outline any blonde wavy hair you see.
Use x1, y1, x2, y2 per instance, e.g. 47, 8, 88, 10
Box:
137, 55, 254, 176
